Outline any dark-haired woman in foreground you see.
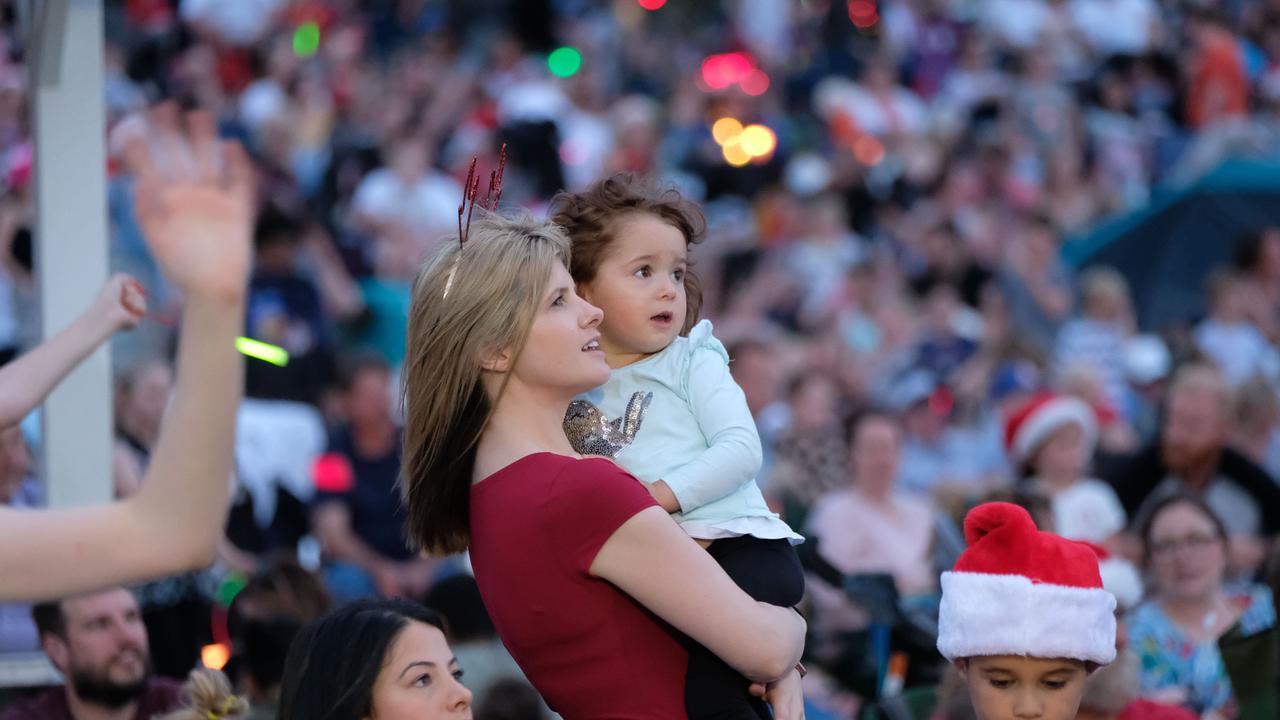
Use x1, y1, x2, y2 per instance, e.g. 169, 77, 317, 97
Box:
278, 598, 472, 720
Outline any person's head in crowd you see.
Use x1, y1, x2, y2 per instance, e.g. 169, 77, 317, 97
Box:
990, 359, 1043, 417
785, 371, 843, 433
1079, 267, 1132, 326
422, 574, 495, 646
402, 213, 597, 555
473, 679, 546, 720
1204, 268, 1249, 324
938, 503, 1114, 720
1021, 214, 1062, 273
337, 353, 394, 430
252, 203, 306, 275
1140, 494, 1229, 607
919, 221, 963, 278
152, 668, 248, 720
1004, 393, 1097, 483
1233, 226, 1280, 282
0, 423, 29, 504
726, 338, 784, 417
229, 556, 331, 707
385, 127, 432, 185
893, 370, 949, 445
921, 278, 962, 336
32, 587, 155, 712
1231, 374, 1278, 443
848, 412, 901, 498
279, 598, 472, 720
550, 172, 707, 340
799, 192, 850, 241
114, 359, 173, 449
1160, 363, 1231, 477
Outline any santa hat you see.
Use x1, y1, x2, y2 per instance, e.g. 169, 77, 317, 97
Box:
1004, 393, 1098, 464
937, 503, 1116, 664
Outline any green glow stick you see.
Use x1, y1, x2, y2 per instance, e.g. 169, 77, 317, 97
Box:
236, 337, 289, 367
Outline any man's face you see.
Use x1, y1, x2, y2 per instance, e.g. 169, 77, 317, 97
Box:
45, 588, 151, 709
1160, 385, 1225, 472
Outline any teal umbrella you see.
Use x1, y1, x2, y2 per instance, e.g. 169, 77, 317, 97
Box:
1064, 157, 1280, 331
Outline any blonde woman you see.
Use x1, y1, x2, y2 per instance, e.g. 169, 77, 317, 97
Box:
401, 213, 805, 720
152, 669, 249, 720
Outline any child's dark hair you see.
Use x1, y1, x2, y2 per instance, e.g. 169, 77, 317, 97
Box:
549, 173, 707, 334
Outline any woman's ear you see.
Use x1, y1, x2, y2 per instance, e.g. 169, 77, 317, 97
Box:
953, 658, 969, 679
480, 347, 511, 373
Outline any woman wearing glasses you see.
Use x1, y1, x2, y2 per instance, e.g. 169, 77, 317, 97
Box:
1128, 494, 1276, 718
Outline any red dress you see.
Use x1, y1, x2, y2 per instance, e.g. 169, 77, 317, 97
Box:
470, 453, 689, 719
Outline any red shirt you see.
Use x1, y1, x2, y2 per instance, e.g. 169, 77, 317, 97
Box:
470, 453, 689, 719
0, 678, 182, 720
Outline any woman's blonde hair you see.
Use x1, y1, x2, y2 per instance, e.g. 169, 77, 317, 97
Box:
152, 669, 248, 720
402, 212, 571, 555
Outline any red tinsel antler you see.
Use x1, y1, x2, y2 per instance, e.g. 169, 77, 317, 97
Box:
456, 144, 508, 247
446, 145, 509, 299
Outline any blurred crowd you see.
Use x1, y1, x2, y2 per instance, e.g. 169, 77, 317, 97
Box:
0, 0, 1279, 718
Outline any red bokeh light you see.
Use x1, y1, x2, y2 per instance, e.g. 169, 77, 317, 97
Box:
848, 0, 879, 28
740, 69, 770, 96
637, 0, 667, 9
700, 52, 755, 91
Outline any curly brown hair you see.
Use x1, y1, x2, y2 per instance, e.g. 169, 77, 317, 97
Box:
549, 173, 707, 335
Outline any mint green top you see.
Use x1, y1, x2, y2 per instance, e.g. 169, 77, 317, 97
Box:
576, 320, 801, 543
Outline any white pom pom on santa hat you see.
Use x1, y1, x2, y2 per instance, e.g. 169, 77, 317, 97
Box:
938, 502, 1117, 665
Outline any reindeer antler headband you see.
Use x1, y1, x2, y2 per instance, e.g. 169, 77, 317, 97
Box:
443, 144, 507, 300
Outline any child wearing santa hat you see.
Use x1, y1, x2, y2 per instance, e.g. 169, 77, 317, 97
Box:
1005, 392, 1127, 546
939, 502, 1117, 720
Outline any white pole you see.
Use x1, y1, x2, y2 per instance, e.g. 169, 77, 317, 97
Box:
30, 0, 111, 507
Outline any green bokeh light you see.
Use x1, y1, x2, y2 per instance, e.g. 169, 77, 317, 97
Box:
547, 47, 582, 78
293, 22, 321, 57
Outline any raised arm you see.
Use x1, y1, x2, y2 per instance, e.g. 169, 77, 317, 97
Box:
591, 505, 805, 682
0, 106, 253, 601
0, 274, 145, 429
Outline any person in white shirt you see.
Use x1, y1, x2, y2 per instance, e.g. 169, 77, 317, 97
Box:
350, 130, 462, 262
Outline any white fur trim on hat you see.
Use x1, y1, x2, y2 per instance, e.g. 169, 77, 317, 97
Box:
1012, 396, 1097, 463
937, 572, 1117, 664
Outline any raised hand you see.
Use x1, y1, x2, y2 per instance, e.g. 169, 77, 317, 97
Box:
117, 104, 255, 303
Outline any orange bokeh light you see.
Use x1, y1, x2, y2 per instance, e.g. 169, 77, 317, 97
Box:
853, 135, 885, 166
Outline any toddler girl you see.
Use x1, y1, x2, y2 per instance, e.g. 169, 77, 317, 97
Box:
552, 175, 805, 720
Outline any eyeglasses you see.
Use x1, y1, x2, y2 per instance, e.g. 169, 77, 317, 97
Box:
1148, 533, 1220, 558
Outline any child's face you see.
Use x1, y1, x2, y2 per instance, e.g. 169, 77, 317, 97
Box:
579, 214, 688, 364
960, 656, 1089, 720
1033, 423, 1085, 478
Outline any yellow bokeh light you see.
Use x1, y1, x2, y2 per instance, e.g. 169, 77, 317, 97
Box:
712, 117, 743, 145
739, 124, 776, 157
722, 140, 752, 167
201, 643, 230, 670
